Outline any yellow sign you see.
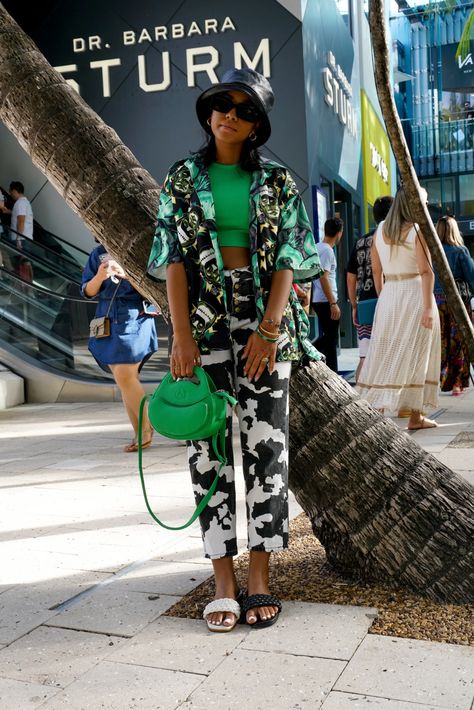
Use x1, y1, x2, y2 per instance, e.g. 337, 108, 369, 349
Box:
361, 90, 392, 228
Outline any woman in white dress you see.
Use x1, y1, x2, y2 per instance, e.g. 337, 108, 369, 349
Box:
356, 187, 441, 430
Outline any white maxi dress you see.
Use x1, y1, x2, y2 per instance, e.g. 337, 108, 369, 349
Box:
356, 223, 441, 413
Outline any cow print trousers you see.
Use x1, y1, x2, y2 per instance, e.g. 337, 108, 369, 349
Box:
188, 266, 291, 559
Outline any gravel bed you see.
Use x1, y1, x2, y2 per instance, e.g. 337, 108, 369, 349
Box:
166, 513, 474, 646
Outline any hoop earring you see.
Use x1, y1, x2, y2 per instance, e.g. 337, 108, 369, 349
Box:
206, 118, 212, 126
249, 131, 257, 142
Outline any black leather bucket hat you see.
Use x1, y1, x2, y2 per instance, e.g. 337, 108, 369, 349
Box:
196, 68, 274, 147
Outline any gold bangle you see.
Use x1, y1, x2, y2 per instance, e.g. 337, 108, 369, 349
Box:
258, 324, 280, 337
256, 326, 279, 343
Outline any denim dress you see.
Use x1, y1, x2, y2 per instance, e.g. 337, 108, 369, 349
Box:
81, 245, 158, 372
433, 244, 474, 304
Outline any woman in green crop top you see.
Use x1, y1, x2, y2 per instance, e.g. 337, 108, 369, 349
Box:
148, 69, 323, 633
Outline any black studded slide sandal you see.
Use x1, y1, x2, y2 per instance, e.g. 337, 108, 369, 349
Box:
241, 594, 282, 629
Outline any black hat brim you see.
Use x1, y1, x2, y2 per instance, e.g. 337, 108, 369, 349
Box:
196, 82, 271, 147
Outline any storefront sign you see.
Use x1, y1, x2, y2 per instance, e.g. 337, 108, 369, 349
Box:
54, 16, 271, 97
322, 51, 357, 138
3, 0, 311, 235
361, 91, 392, 227
458, 219, 474, 237
441, 43, 474, 92
369, 141, 389, 184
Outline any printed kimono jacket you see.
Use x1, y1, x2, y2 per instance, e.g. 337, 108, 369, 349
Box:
147, 152, 324, 362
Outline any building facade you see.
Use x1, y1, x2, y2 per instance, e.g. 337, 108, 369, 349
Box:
302, 0, 393, 343
391, 1, 474, 250
1, 0, 394, 347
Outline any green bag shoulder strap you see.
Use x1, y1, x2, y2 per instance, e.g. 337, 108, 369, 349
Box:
137, 390, 235, 531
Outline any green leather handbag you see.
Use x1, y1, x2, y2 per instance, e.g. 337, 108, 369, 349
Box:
137, 367, 237, 530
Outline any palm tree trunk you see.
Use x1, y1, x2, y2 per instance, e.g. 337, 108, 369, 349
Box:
1, 3, 473, 602
290, 363, 474, 603
369, 0, 474, 363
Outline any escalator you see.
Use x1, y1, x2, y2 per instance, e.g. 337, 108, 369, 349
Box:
0, 226, 167, 402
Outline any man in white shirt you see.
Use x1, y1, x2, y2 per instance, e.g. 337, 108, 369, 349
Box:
0, 181, 34, 248
311, 217, 343, 372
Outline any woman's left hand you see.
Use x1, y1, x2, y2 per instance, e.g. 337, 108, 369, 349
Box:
242, 331, 277, 382
421, 307, 434, 330
106, 260, 126, 279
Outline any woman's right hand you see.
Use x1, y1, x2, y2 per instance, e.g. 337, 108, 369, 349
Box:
84, 261, 110, 298
97, 261, 110, 281
170, 333, 201, 379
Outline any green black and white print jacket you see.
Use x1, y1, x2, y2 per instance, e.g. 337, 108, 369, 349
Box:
147, 152, 324, 362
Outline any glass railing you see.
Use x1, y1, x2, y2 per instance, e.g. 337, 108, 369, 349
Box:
410, 118, 474, 176
0, 232, 83, 297
0, 234, 167, 382
1, 226, 85, 285
0, 267, 94, 375
33, 222, 91, 270
0, 194, 91, 271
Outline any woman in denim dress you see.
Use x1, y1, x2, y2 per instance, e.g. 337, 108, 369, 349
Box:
82, 244, 158, 452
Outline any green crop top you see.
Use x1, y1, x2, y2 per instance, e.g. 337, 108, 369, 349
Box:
208, 162, 251, 248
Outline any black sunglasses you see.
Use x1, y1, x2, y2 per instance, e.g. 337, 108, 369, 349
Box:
210, 94, 261, 123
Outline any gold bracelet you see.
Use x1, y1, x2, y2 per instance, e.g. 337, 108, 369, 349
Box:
258, 323, 280, 338
256, 326, 279, 342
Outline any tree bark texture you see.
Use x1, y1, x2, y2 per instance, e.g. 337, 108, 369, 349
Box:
369, 0, 474, 363
1, 4, 473, 602
0, 4, 168, 314
290, 364, 473, 603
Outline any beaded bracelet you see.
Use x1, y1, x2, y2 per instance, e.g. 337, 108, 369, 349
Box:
263, 317, 281, 327
256, 326, 279, 343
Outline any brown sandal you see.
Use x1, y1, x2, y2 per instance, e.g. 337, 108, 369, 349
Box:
124, 430, 153, 453
408, 417, 438, 431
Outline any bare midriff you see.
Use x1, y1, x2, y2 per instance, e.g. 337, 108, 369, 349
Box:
221, 246, 251, 269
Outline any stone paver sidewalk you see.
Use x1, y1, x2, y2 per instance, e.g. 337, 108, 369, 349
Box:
0, 385, 473, 709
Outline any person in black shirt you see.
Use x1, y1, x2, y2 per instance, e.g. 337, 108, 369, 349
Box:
346, 196, 393, 381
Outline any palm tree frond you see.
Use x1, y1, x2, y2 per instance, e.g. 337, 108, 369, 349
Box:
455, 8, 474, 61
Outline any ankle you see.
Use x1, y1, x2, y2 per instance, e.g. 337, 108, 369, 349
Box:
214, 580, 239, 599
247, 581, 270, 597
248, 568, 269, 584
247, 570, 270, 595
212, 560, 238, 600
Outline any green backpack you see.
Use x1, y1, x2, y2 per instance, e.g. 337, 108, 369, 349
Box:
137, 367, 237, 530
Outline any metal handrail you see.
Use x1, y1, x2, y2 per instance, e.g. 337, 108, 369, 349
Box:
3, 226, 85, 265
0, 306, 75, 356
0, 265, 97, 303
0, 186, 90, 260
0, 233, 84, 286
32, 223, 90, 257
